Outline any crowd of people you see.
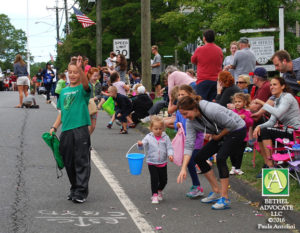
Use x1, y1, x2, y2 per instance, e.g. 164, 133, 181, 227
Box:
10, 29, 300, 209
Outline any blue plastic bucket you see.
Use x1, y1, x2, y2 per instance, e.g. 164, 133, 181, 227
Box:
127, 153, 145, 175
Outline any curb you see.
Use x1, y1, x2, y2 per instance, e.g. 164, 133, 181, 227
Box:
136, 123, 300, 230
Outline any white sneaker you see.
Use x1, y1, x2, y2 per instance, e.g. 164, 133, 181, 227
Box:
229, 166, 236, 175
151, 194, 159, 204
141, 116, 150, 123
201, 192, 220, 203
235, 169, 244, 175
158, 191, 163, 201
211, 197, 231, 210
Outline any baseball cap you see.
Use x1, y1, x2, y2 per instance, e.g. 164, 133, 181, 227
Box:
239, 37, 249, 44
137, 85, 146, 94
253, 67, 267, 79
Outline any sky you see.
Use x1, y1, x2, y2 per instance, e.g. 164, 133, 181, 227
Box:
0, 0, 75, 63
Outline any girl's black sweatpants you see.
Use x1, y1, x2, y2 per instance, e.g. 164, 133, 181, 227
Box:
59, 126, 91, 199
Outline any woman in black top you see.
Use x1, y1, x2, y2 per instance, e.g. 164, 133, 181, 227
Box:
215, 71, 241, 107
13, 54, 29, 108
41, 63, 55, 103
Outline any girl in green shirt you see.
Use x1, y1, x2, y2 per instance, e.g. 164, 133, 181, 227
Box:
55, 73, 67, 100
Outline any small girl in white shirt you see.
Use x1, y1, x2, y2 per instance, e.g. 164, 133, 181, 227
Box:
110, 71, 130, 95
137, 116, 174, 204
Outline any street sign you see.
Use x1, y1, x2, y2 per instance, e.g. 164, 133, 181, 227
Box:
248, 36, 275, 65
113, 39, 130, 59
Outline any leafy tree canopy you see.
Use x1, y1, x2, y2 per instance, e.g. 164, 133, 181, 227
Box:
0, 14, 27, 72
56, 0, 300, 72
159, 0, 300, 61
56, 0, 178, 72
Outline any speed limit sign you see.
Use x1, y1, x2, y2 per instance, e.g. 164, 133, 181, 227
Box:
113, 39, 130, 59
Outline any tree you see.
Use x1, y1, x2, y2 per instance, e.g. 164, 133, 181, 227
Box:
30, 62, 46, 76
0, 14, 27, 71
158, 0, 300, 61
56, 0, 179, 72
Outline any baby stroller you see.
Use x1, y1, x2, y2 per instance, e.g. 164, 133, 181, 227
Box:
37, 85, 46, 95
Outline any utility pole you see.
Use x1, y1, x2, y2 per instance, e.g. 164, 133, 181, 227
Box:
47, 3, 64, 44
56, 0, 60, 42
64, 0, 69, 35
26, 0, 30, 75
47, 2, 64, 65
279, 6, 284, 50
96, 0, 102, 65
141, 0, 151, 92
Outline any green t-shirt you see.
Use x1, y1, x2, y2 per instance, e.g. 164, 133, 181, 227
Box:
57, 84, 91, 132
55, 79, 66, 94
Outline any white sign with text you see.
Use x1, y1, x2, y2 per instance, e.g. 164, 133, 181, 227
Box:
113, 39, 130, 59
248, 36, 274, 65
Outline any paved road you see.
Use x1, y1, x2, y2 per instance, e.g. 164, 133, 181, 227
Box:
0, 91, 293, 233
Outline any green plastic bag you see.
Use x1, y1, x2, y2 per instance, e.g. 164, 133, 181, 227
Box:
102, 96, 115, 116
42, 132, 64, 170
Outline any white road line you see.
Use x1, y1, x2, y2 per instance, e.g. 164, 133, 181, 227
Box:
91, 150, 155, 233
48, 96, 154, 233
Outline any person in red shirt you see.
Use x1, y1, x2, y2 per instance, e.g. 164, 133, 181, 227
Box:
191, 29, 223, 101
10, 73, 17, 91
249, 67, 272, 122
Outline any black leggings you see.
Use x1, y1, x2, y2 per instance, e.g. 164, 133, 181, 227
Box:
194, 127, 247, 179
230, 141, 247, 169
258, 127, 294, 142
44, 83, 52, 100
148, 165, 168, 195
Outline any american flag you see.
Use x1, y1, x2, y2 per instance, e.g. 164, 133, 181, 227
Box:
49, 53, 54, 63
72, 7, 95, 28
57, 39, 63, 46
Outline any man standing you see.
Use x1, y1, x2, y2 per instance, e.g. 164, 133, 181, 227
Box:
191, 29, 223, 101
151, 45, 162, 97
225, 37, 256, 81
271, 50, 300, 95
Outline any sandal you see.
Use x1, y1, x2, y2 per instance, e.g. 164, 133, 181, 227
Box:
128, 123, 136, 128
14, 105, 22, 108
120, 129, 128, 134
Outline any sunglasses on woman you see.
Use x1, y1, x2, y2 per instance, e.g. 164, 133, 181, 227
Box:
236, 81, 247, 84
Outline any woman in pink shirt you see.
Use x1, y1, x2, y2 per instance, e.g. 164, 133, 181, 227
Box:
165, 66, 195, 98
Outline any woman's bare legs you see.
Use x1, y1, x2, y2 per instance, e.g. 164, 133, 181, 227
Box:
203, 169, 220, 194
16, 85, 24, 107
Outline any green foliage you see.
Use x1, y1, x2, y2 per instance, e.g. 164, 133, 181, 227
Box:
0, 14, 27, 71
159, 0, 300, 60
56, 0, 300, 72
30, 62, 46, 76
56, 0, 178, 72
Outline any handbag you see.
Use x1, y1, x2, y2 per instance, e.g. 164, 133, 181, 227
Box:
88, 98, 98, 115
102, 96, 115, 115
42, 132, 64, 178
172, 122, 186, 166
